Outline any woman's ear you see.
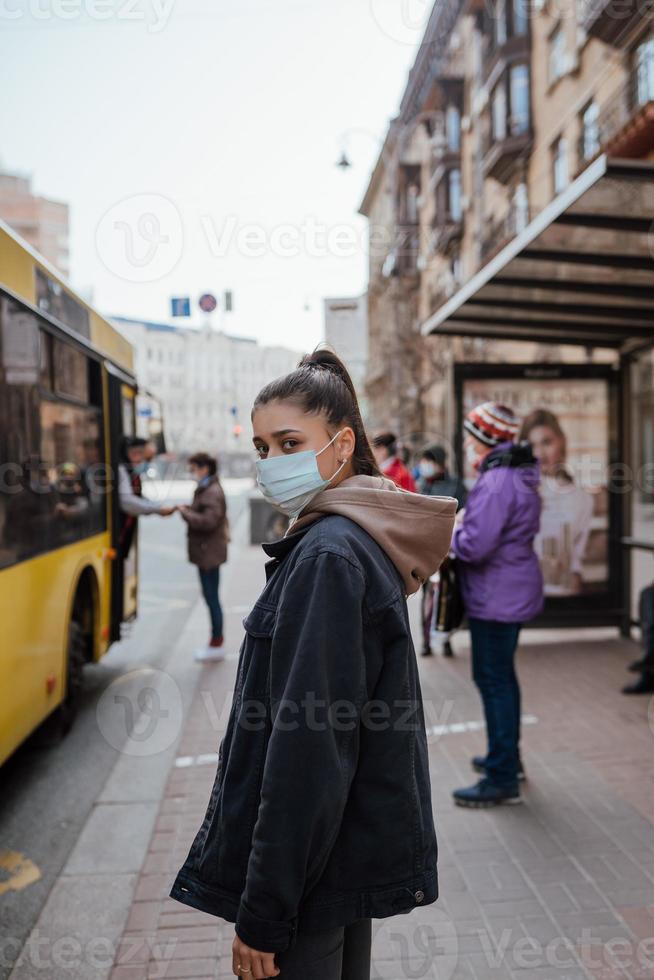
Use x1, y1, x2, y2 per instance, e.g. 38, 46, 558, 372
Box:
338, 427, 357, 464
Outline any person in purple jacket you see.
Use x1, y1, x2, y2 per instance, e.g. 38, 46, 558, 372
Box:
451, 402, 544, 808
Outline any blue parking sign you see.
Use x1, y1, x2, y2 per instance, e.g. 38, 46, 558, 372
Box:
171, 296, 191, 317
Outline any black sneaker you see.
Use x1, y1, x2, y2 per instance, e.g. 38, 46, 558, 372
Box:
628, 658, 654, 673
453, 778, 522, 808
622, 675, 654, 694
471, 755, 526, 782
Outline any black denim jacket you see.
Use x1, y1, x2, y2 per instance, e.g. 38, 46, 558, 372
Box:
169, 515, 439, 952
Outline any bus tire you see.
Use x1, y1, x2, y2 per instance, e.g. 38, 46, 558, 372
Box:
38, 620, 86, 744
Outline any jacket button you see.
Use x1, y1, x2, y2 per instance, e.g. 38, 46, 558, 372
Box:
414, 890, 424, 903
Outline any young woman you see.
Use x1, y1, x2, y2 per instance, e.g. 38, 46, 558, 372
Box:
170, 349, 456, 980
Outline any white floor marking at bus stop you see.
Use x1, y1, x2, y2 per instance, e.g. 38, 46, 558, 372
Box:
173, 715, 540, 768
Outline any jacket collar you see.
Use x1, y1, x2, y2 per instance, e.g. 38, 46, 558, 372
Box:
480, 441, 536, 473
262, 519, 322, 561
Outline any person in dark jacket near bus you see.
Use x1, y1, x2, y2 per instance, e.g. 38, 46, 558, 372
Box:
178, 452, 229, 662
169, 349, 456, 980
451, 402, 543, 808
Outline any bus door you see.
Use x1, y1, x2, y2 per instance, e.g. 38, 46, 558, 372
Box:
107, 366, 138, 641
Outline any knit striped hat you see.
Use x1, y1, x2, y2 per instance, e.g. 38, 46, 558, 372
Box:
464, 402, 519, 448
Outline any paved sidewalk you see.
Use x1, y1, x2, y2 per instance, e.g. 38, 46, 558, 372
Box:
109, 543, 654, 980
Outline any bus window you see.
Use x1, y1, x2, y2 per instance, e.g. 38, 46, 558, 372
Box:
0, 299, 44, 567
0, 296, 107, 568
53, 338, 89, 403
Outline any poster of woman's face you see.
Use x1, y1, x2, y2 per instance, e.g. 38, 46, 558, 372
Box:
462, 377, 610, 598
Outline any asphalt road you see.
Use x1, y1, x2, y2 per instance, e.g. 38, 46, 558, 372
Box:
0, 480, 251, 980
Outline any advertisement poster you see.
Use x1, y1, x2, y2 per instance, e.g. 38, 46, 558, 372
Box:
458, 366, 617, 619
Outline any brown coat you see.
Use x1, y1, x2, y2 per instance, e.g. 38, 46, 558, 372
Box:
182, 476, 228, 570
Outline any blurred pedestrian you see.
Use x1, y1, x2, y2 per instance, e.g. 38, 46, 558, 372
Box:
416, 444, 467, 507
417, 445, 467, 658
178, 452, 229, 663
170, 348, 456, 980
451, 403, 543, 808
371, 431, 417, 491
623, 584, 654, 694
117, 436, 175, 554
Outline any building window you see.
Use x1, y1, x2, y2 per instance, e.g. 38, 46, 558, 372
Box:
635, 35, 654, 107
494, 0, 507, 47
446, 105, 461, 152
509, 64, 530, 134
513, 182, 529, 232
512, 0, 528, 36
548, 25, 566, 85
552, 137, 569, 194
580, 101, 600, 160
448, 169, 462, 221
492, 82, 507, 141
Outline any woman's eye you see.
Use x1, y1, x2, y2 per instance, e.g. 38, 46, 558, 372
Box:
282, 439, 299, 451
255, 446, 267, 459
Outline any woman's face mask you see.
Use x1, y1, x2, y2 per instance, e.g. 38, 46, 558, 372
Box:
419, 460, 438, 479
255, 430, 346, 518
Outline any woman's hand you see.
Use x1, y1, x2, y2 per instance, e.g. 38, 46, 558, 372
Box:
232, 933, 280, 979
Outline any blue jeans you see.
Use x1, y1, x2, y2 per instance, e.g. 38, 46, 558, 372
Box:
198, 566, 223, 640
469, 618, 522, 788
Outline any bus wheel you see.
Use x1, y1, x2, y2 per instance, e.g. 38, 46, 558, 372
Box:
38, 621, 86, 744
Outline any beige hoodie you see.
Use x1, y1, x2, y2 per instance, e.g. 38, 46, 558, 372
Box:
288, 474, 457, 597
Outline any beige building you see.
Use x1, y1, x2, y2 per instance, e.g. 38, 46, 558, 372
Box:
360, 0, 654, 449
323, 294, 369, 416
0, 172, 70, 277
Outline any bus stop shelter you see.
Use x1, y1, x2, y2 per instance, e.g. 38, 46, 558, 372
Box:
421, 156, 654, 633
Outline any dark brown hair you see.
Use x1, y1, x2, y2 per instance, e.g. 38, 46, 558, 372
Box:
188, 452, 217, 477
252, 347, 381, 477
518, 409, 567, 456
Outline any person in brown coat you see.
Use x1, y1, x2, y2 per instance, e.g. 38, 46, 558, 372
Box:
178, 452, 229, 662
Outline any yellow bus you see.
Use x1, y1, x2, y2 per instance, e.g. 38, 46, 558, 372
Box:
0, 219, 145, 764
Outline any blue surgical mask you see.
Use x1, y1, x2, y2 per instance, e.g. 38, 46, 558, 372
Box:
255, 430, 346, 518
133, 461, 148, 475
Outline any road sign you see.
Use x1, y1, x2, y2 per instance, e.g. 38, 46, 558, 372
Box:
171, 296, 190, 317
199, 293, 217, 313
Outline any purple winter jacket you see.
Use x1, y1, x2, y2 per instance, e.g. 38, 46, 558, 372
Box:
452, 442, 544, 624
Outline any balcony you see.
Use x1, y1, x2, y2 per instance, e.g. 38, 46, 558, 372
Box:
482, 121, 533, 183
580, 0, 653, 47
383, 224, 421, 280
480, 200, 530, 262
577, 74, 654, 171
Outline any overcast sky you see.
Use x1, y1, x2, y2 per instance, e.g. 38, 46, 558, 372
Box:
1, 0, 430, 352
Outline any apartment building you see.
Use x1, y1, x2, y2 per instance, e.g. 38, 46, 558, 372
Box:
0, 171, 69, 277
323, 294, 369, 417
361, 0, 654, 446
111, 316, 303, 456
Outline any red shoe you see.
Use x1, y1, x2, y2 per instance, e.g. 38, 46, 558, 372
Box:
209, 636, 224, 648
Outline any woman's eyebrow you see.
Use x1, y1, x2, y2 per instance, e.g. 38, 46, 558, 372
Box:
271, 428, 304, 437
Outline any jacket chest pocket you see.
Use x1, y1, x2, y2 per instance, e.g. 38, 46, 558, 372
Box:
236, 602, 277, 701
